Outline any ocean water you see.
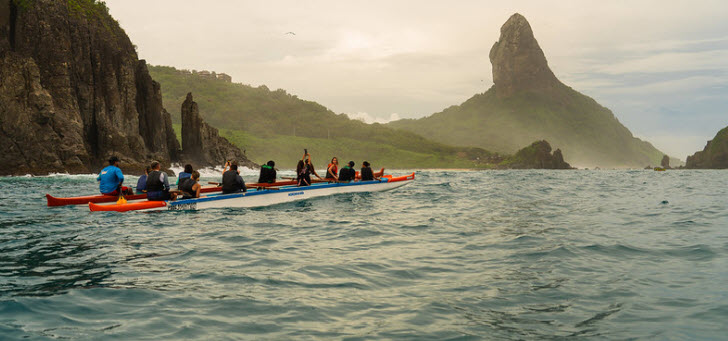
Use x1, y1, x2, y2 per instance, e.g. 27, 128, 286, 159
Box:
1, 170, 727, 340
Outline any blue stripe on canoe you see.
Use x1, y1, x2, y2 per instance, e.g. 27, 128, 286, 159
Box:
169, 178, 392, 207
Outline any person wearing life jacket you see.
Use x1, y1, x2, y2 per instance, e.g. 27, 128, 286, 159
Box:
338, 161, 356, 182
135, 166, 152, 194
360, 161, 379, 181
180, 171, 202, 199
222, 160, 246, 194
326, 157, 339, 181
97, 156, 132, 196
176, 164, 193, 189
257, 160, 277, 184
146, 161, 178, 201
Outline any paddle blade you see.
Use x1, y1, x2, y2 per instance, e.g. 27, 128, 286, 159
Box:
117, 197, 127, 204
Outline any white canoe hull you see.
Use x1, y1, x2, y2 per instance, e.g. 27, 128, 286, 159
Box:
144, 178, 412, 212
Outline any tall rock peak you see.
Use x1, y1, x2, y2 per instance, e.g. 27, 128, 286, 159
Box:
489, 13, 560, 97
181, 93, 257, 169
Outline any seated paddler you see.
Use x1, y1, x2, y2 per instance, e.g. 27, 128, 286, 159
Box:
146, 161, 178, 201
97, 155, 132, 196
257, 160, 277, 184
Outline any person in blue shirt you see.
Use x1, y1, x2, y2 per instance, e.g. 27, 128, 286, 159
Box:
176, 164, 193, 189
97, 156, 131, 196
135, 166, 152, 194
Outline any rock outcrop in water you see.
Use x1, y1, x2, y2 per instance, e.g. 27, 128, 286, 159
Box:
181, 93, 256, 169
499, 140, 572, 169
0, 0, 253, 175
685, 126, 728, 169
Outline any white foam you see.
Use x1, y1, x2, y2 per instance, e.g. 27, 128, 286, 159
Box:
169, 163, 257, 178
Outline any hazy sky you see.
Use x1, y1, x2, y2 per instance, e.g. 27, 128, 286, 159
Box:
105, 0, 728, 160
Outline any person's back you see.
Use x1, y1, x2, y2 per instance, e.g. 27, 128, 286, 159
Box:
258, 160, 277, 183
146, 162, 173, 201
97, 156, 128, 195
176, 164, 193, 189
339, 161, 356, 182
180, 171, 202, 199
222, 162, 246, 194
360, 164, 374, 181
136, 166, 151, 194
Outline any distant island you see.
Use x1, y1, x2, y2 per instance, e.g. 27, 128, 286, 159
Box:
388, 14, 670, 169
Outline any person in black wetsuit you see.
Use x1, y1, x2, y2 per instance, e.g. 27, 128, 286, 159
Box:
146, 161, 178, 201
360, 161, 379, 181
180, 171, 202, 199
222, 161, 246, 194
338, 161, 356, 182
257, 160, 277, 184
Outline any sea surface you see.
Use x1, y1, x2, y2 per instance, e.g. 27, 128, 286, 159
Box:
1, 170, 727, 340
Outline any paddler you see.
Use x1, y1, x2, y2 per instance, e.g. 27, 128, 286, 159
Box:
326, 157, 339, 181
135, 166, 151, 194
97, 156, 132, 196
146, 161, 178, 201
222, 160, 246, 194
180, 171, 202, 199
338, 161, 356, 182
257, 160, 277, 184
360, 161, 379, 181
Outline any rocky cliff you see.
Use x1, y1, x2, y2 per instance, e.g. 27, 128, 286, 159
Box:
685, 127, 728, 169
389, 13, 666, 168
0, 0, 252, 175
489, 13, 561, 98
181, 93, 256, 169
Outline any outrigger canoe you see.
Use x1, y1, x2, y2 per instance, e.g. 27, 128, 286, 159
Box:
89, 172, 414, 212
47, 180, 297, 207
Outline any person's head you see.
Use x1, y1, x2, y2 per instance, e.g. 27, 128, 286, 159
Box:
267, 160, 275, 167
362, 161, 370, 167
191, 170, 200, 180
144, 166, 152, 175
348, 161, 355, 167
150, 160, 160, 170
305, 158, 312, 165
331, 157, 338, 164
184, 164, 193, 173
108, 156, 119, 166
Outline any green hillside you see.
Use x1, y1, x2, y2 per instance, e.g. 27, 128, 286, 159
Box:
389, 86, 664, 168
152, 66, 498, 169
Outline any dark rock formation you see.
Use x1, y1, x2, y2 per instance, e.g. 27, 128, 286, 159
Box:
685, 127, 728, 169
661, 155, 670, 169
489, 13, 561, 98
0, 0, 180, 175
181, 93, 256, 169
500, 140, 573, 169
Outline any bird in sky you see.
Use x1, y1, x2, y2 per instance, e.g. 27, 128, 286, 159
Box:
285, 32, 296, 35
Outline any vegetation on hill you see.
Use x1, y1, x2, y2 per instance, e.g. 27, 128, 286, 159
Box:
388, 86, 664, 168
150, 65, 501, 169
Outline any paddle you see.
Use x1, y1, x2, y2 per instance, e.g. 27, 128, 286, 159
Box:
116, 185, 127, 204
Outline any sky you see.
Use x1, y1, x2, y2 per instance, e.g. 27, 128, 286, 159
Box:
105, 0, 728, 160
